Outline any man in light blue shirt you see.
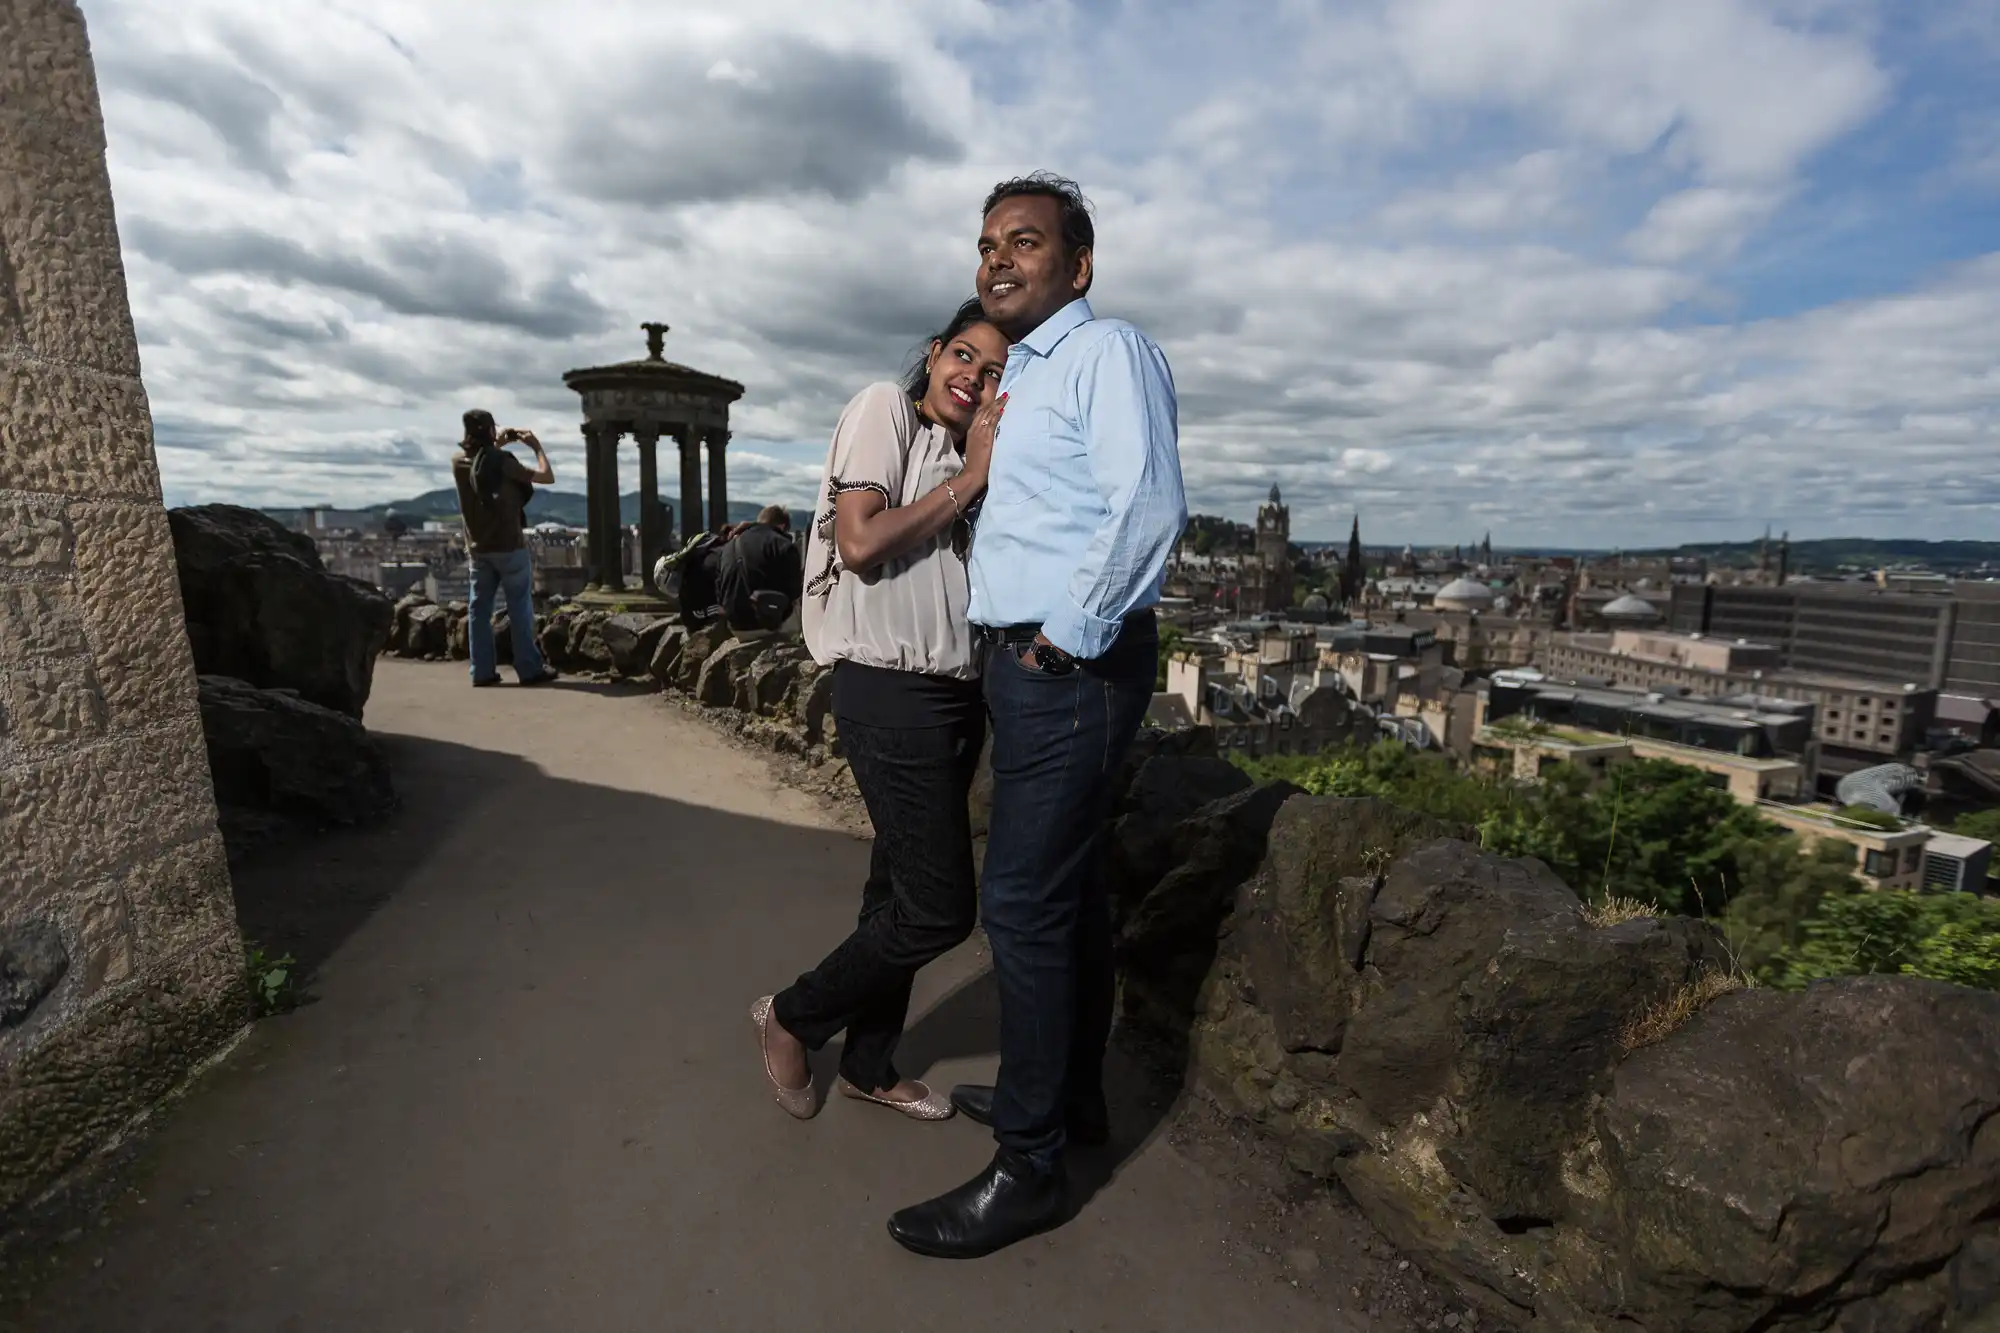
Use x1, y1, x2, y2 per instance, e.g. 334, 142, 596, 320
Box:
889, 173, 1187, 1259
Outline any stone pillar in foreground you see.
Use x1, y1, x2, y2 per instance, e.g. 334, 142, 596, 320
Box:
0, 0, 247, 1221
635, 427, 664, 593
580, 423, 602, 589
595, 426, 623, 591
677, 426, 702, 541
706, 429, 729, 532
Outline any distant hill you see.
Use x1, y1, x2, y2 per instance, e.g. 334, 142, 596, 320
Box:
1632, 538, 2000, 574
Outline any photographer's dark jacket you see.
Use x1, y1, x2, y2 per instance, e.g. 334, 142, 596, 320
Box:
717, 522, 804, 628
452, 448, 534, 554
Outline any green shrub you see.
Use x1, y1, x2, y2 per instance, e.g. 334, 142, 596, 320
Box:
1223, 742, 2000, 993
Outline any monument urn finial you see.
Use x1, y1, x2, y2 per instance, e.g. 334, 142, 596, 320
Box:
641, 321, 670, 361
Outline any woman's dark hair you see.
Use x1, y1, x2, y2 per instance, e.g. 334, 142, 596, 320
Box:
901, 297, 992, 399
461, 407, 495, 451
982, 171, 1094, 279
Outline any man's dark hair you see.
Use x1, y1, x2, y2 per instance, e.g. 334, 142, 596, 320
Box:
757, 505, 791, 530
901, 296, 991, 399
982, 171, 1095, 260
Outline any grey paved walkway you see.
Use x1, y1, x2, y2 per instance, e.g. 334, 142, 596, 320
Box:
9, 660, 1381, 1332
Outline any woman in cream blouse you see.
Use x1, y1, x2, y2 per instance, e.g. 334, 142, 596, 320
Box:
751, 299, 1009, 1121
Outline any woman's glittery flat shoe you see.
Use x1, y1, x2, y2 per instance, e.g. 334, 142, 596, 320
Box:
836, 1078, 956, 1121
750, 996, 818, 1120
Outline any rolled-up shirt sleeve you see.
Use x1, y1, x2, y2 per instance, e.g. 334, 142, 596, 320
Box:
1040, 330, 1187, 659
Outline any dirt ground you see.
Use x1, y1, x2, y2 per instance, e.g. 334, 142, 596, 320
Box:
1, 659, 1480, 1333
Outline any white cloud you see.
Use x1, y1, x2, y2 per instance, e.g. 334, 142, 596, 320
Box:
1626, 186, 1789, 262
72, 0, 1998, 546
1388, 0, 1887, 183
1378, 150, 1581, 233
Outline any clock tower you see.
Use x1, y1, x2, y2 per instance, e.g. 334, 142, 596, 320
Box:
1254, 484, 1293, 612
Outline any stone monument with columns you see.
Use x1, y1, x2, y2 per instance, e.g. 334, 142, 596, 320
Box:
562, 322, 744, 607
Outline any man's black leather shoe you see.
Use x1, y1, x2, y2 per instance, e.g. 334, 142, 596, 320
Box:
887, 1150, 1067, 1259
948, 1083, 1111, 1147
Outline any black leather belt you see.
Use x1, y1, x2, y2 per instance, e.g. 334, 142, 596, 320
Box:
975, 623, 1044, 646
973, 608, 1156, 648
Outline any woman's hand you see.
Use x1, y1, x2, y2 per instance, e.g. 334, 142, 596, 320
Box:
959, 392, 1006, 492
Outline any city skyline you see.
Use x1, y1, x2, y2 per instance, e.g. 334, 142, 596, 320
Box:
93, 0, 2000, 546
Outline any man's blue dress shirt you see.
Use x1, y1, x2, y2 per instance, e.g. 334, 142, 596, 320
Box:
966, 298, 1187, 659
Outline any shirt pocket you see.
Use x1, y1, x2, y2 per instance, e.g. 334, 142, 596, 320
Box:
986, 406, 1068, 507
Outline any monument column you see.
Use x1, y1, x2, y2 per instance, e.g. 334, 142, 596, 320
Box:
706, 427, 730, 532
596, 425, 623, 591
635, 425, 663, 593
676, 424, 702, 541
581, 423, 603, 589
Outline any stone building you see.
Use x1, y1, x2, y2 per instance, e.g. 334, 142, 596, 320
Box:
0, 2, 246, 1219
1539, 628, 1938, 767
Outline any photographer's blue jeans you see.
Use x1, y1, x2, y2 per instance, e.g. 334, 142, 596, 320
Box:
468, 548, 545, 682
979, 615, 1157, 1173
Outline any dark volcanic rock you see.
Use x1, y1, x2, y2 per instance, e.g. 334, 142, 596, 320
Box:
745, 647, 806, 716
600, 613, 673, 679
1234, 796, 1473, 1057
1574, 977, 2000, 1333
1113, 724, 1219, 811
695, 639, 769, 708
646, 624, 689, 686
402, 603, 448, 660
671, 626, 723, 692
1118, 781, 1298, 969
169, 504, 392, 718
1101, 754, 1257, 928
567, 612, 612, 673
388, 593, 431, 656
798, 666, 835, 745
537, 611, 578, 671
1150, 791, 2000, 1331
0, 922, 68, 1030
197, 675, 396, 854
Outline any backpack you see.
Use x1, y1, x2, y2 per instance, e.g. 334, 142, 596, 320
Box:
470, 445, 531, 512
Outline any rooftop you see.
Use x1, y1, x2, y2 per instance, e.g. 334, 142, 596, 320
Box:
1923, 830, 1994, 858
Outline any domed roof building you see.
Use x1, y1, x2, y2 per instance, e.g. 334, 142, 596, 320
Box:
1600, 593, 1661, 623
1434, 577, 1495, 612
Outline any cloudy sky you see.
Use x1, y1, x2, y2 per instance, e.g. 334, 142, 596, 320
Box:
82, 0, 2000, 545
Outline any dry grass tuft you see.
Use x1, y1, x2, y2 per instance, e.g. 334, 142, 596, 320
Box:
1584, 895, 1659, 929
1619, 968, 1747, 1053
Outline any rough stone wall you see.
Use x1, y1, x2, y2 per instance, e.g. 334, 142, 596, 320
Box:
0, 0, 246, 1221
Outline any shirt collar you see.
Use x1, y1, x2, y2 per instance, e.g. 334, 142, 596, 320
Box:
1017, 297, 1094, 357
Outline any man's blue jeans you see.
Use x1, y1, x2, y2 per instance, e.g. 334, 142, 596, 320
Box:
979, 614, 1157, 1173
468, 548, 546, 683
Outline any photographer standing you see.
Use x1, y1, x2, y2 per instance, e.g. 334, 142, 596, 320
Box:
452, 408, 560, 687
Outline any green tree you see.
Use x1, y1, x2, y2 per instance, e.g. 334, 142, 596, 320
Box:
1566, 760, 1776, 916
1222, 742, 2000, 993
1905, 917, 2000, 989
1722, 837, 1862, 981
1155, 624, 1186, 691
1779, 890, 2000, 991
1951, 808, 2000, 889
1952, 808, 2000, 843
